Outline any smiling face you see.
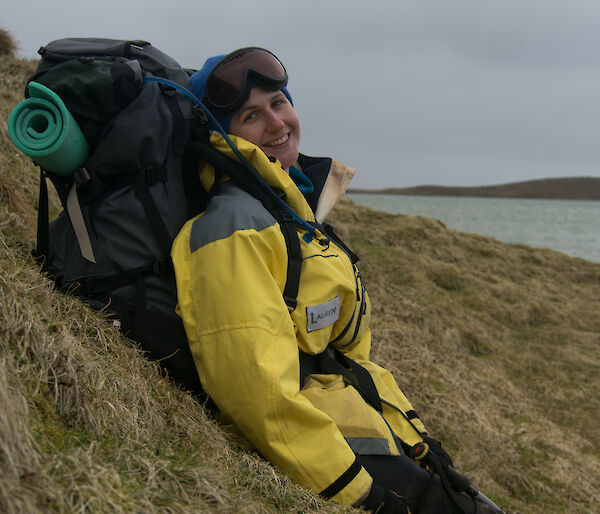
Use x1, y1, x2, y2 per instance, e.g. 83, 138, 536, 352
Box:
229, 87, 301, 169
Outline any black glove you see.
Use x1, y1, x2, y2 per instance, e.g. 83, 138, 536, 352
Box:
421, 437, 473, 493
422, 436, 453, 469
360, 483, 409, 513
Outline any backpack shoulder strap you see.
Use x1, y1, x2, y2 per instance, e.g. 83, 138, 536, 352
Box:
187, 139, 303, 311
277, 214, 302, 312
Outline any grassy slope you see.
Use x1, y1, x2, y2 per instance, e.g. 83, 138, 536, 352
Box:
328, 203, 600, 513
1, 55, 599, 513
0, 56, 348, 514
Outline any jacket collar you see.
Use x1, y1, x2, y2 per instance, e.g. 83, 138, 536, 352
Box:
205, 133, 355, 222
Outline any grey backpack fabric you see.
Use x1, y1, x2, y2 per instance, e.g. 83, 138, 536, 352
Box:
31, 38, 205, 395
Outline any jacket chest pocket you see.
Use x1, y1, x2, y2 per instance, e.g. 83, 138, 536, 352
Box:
293, 239, 369, 353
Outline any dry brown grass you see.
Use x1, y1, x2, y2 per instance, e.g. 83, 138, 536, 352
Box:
0, 29, 17, 57
2, 51, 599, 513
0, 252, 348, 513
328, 202, 600, 513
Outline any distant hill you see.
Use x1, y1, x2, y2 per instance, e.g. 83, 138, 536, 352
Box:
350, 176, 600, 200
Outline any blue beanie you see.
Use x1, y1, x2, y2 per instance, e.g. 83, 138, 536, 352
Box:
189, 53, 293, 133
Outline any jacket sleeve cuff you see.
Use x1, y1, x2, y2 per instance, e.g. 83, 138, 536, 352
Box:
319, 456, 373, 506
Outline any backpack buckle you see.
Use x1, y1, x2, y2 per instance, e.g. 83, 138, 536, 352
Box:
283, 296, 297, 312
192, 106, 208, 124
73, 167, 91, 187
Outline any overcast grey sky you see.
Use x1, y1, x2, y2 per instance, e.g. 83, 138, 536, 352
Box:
5, 0, 600, 188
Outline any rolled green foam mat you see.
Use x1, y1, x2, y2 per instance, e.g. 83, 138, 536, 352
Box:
8, 82, 89, 175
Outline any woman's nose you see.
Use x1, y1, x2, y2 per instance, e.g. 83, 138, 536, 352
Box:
266, 111, 285, 131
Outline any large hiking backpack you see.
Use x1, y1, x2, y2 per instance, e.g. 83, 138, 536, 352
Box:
21, 37, 305, 398
26, 38, 207, 394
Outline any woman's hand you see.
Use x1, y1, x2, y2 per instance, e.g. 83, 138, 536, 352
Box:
358, 484, 410, 513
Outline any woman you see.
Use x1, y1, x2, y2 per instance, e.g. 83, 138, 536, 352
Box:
171, 47, 501, 514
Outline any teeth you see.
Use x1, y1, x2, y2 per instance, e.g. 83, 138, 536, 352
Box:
264, 134, 289, 147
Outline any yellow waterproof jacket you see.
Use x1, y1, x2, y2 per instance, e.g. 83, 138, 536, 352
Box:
171, 134, 427, 506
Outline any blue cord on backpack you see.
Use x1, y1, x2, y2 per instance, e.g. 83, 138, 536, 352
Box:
142, 76, 318, 242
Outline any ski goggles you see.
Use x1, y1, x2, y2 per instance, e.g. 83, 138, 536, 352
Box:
204, 47, 288, 114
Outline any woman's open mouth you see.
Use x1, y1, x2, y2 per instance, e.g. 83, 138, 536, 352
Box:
263, 134, 289, 147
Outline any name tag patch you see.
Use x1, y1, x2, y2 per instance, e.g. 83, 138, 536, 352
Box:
307, 296, 341, 332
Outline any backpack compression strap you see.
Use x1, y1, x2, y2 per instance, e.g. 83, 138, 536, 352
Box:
66, 177, 96, 263
33, 168, 49, 269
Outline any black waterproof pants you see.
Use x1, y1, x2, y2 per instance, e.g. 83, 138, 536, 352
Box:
357, 454, 499, 514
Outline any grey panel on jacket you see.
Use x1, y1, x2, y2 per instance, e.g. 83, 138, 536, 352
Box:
345, 437, 392, 456
190, 183, 277, 252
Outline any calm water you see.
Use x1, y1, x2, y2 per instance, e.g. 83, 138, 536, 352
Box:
348, 194, 600, 263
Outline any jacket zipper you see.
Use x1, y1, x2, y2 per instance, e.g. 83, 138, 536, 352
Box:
330, 259, 365, 346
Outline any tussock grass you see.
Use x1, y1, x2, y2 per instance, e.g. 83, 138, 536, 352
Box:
2, 49, 599, 513
0, 28, 17, 57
